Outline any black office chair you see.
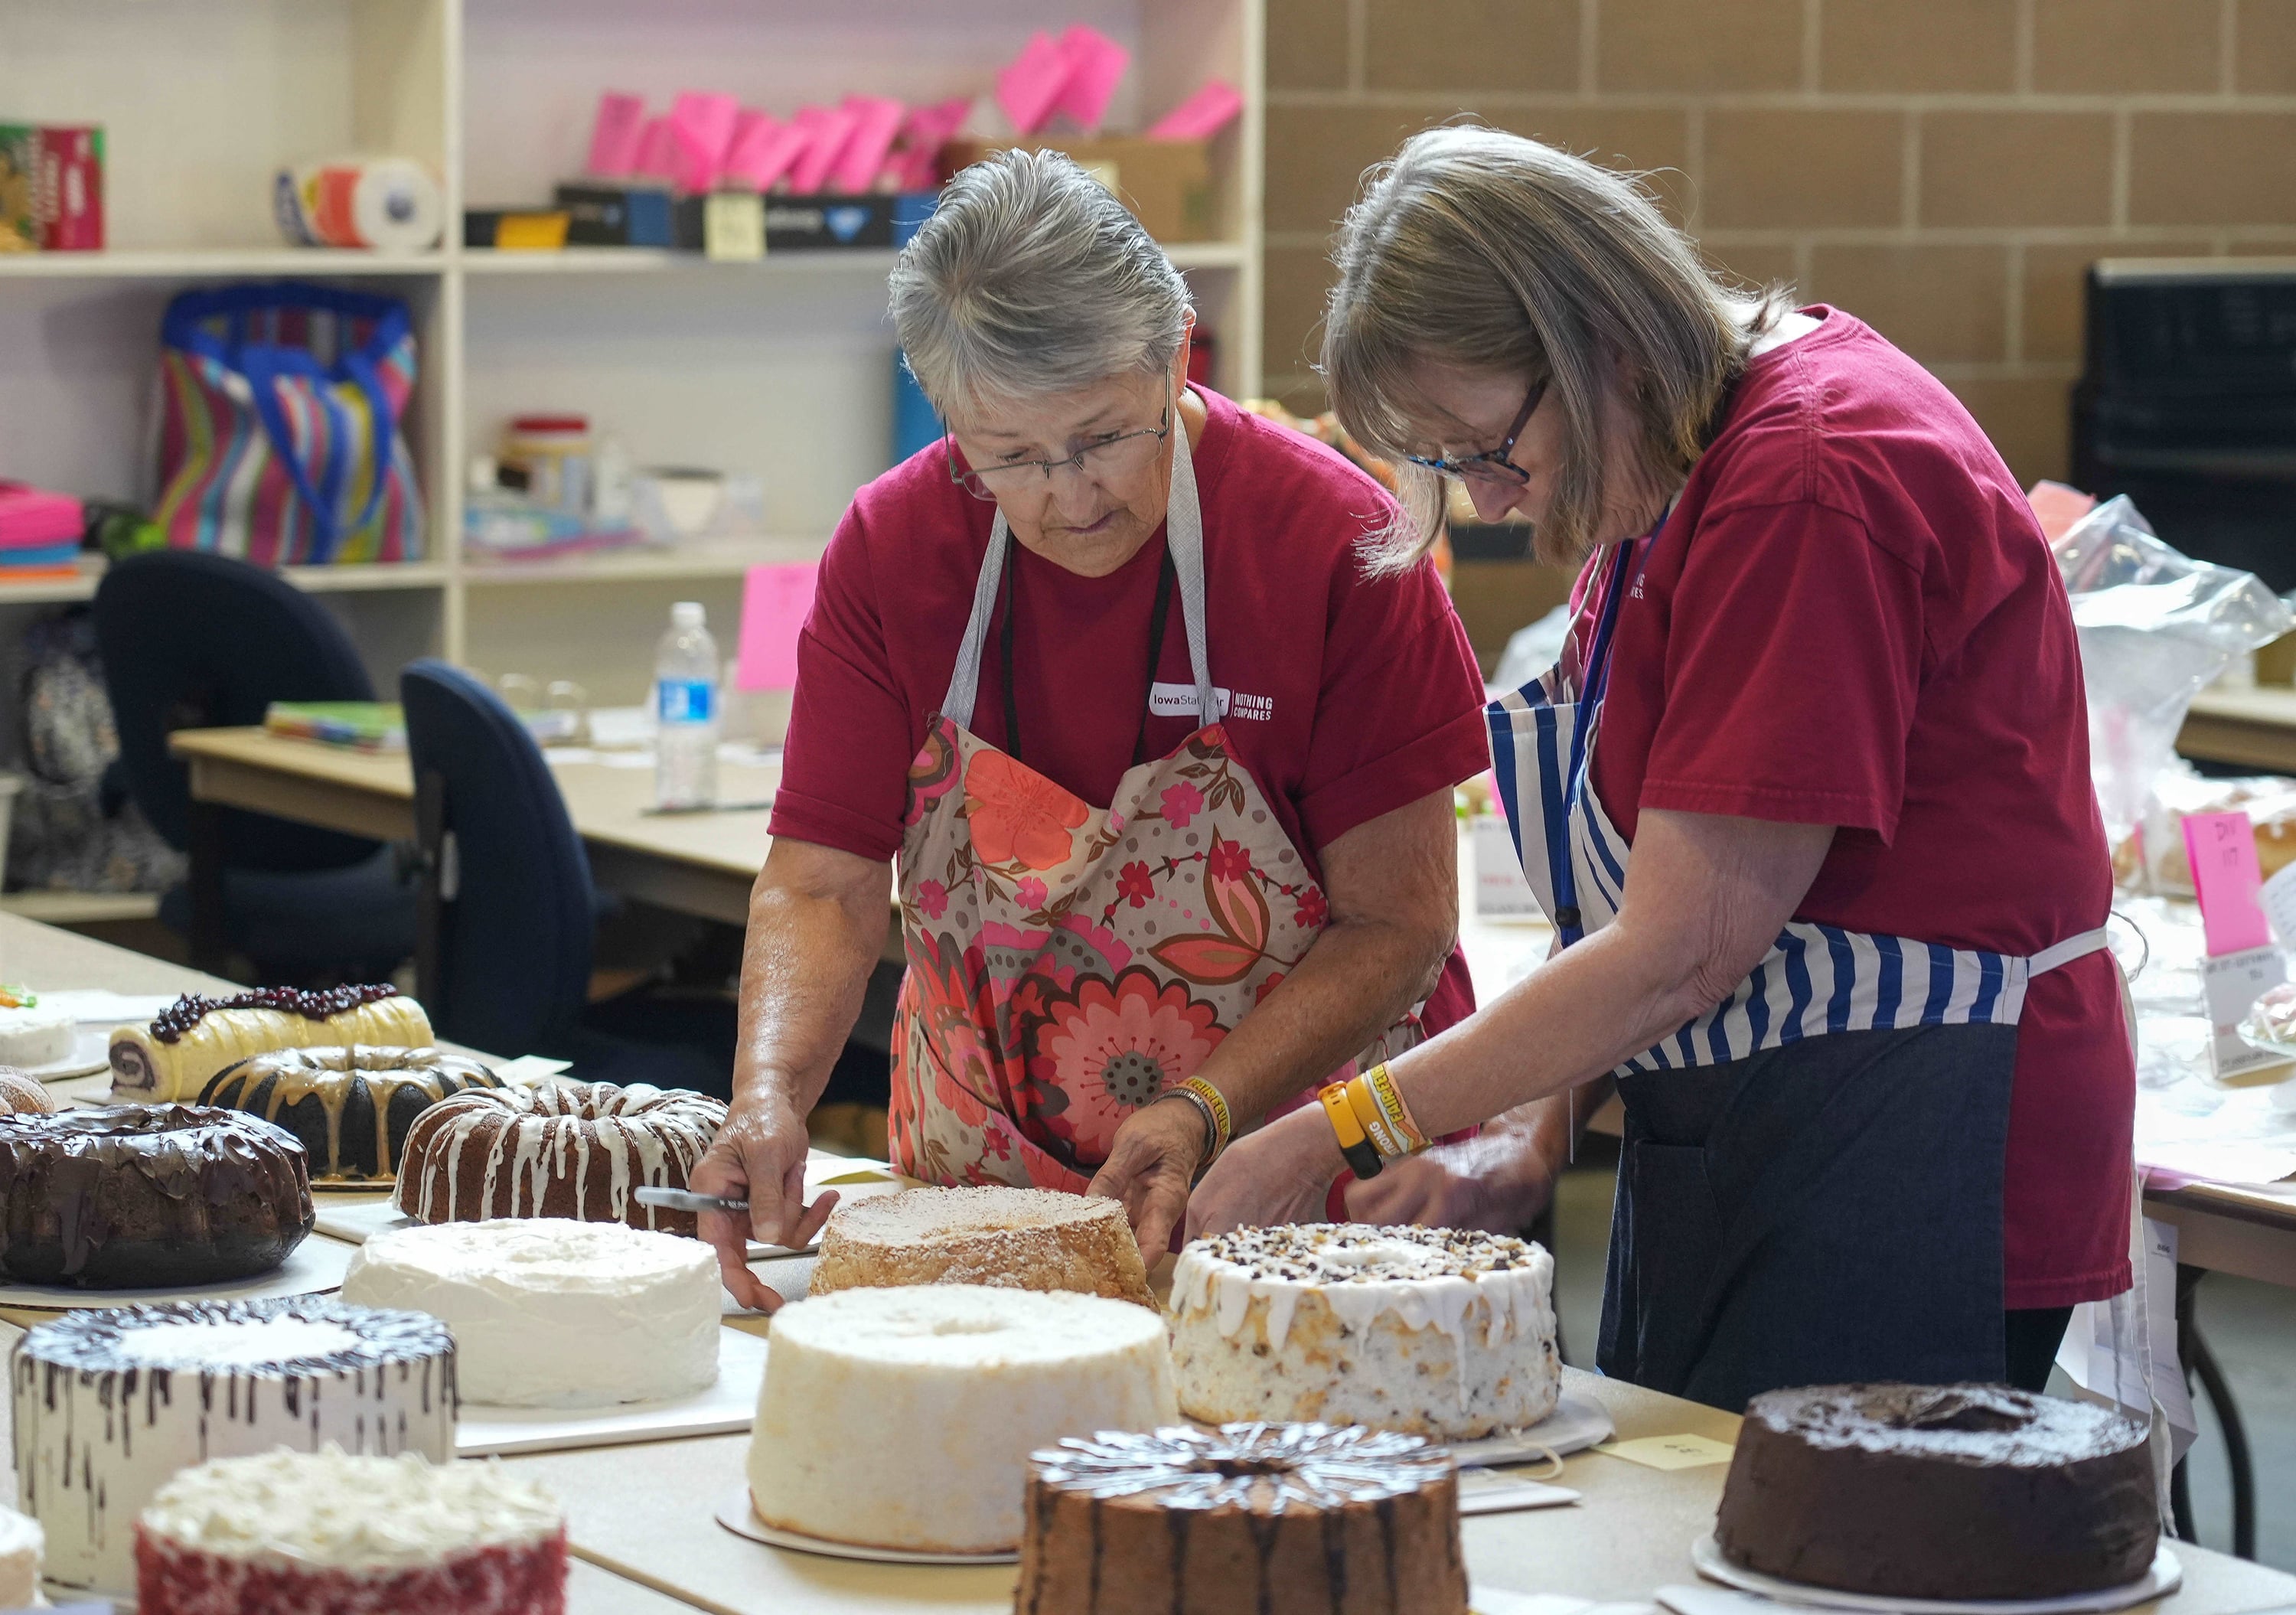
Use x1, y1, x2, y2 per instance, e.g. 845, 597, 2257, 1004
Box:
92, 550, 416, 982
399, 658, 734, 1091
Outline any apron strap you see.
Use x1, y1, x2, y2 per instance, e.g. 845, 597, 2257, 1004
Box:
2030, 925, 2112, 977
941, 385, 1215, 729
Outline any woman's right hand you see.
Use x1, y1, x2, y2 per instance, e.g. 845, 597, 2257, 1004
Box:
688, 1091, 838, 1313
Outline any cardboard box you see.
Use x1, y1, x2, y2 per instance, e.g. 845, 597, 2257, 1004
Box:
941, 136, 1215, 243
0, 124, 103, 251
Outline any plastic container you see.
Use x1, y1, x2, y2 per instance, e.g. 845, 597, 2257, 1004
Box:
501, 415, 593, 517
654, 602, 719, 810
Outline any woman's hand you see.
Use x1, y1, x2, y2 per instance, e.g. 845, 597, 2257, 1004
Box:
1185, 1104, 1345, 1241
688, 1091, 839, 1313
1341, 1124, 1561, 1232
1087, 1095, 1210, 1262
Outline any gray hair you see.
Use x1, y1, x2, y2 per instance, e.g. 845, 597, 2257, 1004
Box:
890, 148, 1193, 418
1323, 125, 1784, 566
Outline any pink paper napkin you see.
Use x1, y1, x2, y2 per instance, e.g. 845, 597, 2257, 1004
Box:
737, 563, 821, 692
719, 110, 783, 191
788, 103, 862, 194
1149, 79, 1244, 141
670, 91, 741, 194
1052, 24, 1129, 131
996, 30, 1073, 136
831, 95, 906, 194
634, 117, 677, 181
890, 96, 973, 190
585, 92, 649, 178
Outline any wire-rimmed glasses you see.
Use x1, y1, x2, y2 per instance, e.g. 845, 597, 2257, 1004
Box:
1401, 377, 1547, 488
944, 406, 1172, 501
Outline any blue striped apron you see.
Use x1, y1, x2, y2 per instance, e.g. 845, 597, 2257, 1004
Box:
1485, 528, 2112, 1407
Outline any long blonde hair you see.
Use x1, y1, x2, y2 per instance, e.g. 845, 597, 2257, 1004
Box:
1323, 125, 1782, 566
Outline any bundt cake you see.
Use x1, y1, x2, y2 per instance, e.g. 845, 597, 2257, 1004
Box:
199, 1045, 502, 1183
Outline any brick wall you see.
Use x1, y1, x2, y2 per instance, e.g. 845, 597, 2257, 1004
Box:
1263, 0, 2296, 490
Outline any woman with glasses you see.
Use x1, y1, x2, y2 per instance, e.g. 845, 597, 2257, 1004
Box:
1187, 126, 2132, 1411
690, 148, 1492, 1307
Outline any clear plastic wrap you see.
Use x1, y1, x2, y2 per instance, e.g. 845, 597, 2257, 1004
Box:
2056, 496, 2294, 847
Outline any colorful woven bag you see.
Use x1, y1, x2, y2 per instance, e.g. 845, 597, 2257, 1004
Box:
153, 282, 425, 565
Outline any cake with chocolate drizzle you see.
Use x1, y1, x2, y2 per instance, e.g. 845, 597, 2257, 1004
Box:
200, 1045, 503, 1183
12, 1295, 457, 1596
0, 1104, 313, 1287
110, 985, 432, 1102
1016, 1423, 1467, 1615
1715, 1383, 2160, 1600
1170, 1224, 1559, 1440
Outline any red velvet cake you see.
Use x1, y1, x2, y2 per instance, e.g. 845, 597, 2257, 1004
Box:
135, 1448, 566, 1615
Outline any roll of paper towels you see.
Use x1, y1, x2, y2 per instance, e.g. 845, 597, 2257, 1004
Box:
276, 158, 442, 253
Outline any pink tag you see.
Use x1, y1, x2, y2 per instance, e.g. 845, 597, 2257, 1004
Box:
2186, 811, 2274, 956
634, 117, 677, 180
891, 96, 972, 190
736, 563, 820, 692
742, 116, 817, 194
1052, 25, 1130, 130
586, 93, 649, 178
997, 30, 1074, 136
719, 110, 783, 191
831, 96, 906, 194
788, 103, 861, 194
1148, 79, 1244, 141
670, 91, 741, 194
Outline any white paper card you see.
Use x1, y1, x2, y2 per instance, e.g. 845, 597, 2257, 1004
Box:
2264, 861, 2296, 948
1473, 815, 1541, 917
2056, 1215, 2197, 1467
2200, 944, 2294, 1079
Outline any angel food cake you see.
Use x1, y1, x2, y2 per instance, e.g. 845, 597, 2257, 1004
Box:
1169, 1224, 1559, 1441
0, 984, 73, 1069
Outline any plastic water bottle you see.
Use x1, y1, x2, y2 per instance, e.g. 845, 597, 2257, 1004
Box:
654, 601, 719, 809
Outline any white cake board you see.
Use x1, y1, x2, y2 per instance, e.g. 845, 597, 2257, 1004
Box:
317, 1199, 807, 1274
20, 1026, 110, 1082
713, 1486, 1018, 1565
1448, 1388, 1615, 1466
0, 1234, 351, 1310
1687, 1535, 2183, 1615
456, 1327, 767, 1457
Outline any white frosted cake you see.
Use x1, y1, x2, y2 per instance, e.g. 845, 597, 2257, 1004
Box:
10, 1296, 457, 1595
0, 1503, 41, 1608
342, 1217, 718, 1408
135, 1449, 566, 1615
0, 993, 73, 1069
1170, 1224, 1560, 1441
750, 1284, 1178, 1554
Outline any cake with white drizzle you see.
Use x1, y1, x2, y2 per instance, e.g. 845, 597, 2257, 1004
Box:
341, 1217, 719, 1408
135, 1448, 566, 1615
1169, 1224, 1559, 1440
11, 1295, 456, 1596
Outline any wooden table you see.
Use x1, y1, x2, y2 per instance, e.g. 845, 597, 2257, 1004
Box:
2179, 687, 2296, 774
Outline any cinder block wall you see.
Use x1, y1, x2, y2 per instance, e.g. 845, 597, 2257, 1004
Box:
1263, 0, 2296, 488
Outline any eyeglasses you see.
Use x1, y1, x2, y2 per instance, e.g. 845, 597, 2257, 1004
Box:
945, 406, 1173, 502
1403, 377, 1547, 488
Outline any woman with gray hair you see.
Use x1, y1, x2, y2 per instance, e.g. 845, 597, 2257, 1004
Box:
690, 148, 1491, 1306
1190, 126, 2131, 1411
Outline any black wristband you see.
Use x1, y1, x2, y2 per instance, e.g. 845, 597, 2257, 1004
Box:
1339, 1137, 1384, 1180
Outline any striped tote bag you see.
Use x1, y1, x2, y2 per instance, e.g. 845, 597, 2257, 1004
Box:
153, 282, 426, 565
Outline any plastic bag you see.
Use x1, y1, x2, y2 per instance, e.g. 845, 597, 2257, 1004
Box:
2056, 495, 2294, 847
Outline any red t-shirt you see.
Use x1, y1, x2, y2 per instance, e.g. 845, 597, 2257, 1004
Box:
772, 385, 1492, 1033
1571, 309, 2131, 1310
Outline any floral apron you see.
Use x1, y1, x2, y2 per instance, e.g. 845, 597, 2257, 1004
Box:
889, 395, 1425, 1191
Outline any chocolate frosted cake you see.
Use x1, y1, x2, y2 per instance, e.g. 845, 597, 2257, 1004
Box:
1016, 1423, 1466, 1615
0, 1104, 314, 1287
1717, 1384, 2159, 1600
200, 1045, 502, 1183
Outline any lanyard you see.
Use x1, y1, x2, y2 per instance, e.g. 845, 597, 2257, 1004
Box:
996, 535, 1176, 770
1552, 529, 1648, 944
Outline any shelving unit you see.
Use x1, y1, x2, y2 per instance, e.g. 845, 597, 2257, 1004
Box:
0, 0, 1266, 711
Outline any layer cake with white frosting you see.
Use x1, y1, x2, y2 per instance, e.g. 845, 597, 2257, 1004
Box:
342, 1216, 719, 1408
1169, 1223, 1559, 1440
11, 1295, 456, 1595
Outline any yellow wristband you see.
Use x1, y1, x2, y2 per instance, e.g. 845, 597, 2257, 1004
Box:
1176, 1076, 1233, 1159
1319, 1082, 1384, 1181
1343, 1075, 1407, 1159
1362, 1062, 1430, 1153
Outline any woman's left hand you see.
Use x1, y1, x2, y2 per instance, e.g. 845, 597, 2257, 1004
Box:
1185, 1104, 1345, 1241
1087, 1095, 1212, 1261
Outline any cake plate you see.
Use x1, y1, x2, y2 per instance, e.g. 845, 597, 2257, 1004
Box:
457, 1326, 768, 1456
0, 1235, 353, 1311
1446, 1387, 1616, 1466
312, 1196, 811, 1268
21, 1026, 111, 1082
713, 1487, 1019, 1565
1688, 1535, 2183, 1614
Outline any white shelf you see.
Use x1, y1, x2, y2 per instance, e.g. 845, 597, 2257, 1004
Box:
461, 246, 898, 276
0, 891, 162, 925
0, 249, 447, 280
461, 536, 827, 586
0, 559, 452, 608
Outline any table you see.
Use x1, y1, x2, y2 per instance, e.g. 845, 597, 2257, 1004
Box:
9, 911, 2296, 1613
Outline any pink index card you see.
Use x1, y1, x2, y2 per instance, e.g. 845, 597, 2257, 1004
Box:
720, 110, 783, 191
586, 92, 649, 177
670, 91, 741, 194
736, 563, 820, 692
831, 96, 906, 194
890, 95, 972, 189
788, 102, 860, 194
1052, 25, 1130, 130
745, 114, 818, 194
634, 117, 676, 180
2185, 811, 2274, 956
1148, 79, 1244, 141
997, 30, 1073, 135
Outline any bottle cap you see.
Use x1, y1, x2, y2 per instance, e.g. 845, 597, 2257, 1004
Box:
672, 602, 706, 628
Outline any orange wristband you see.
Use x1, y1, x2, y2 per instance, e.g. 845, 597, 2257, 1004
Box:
1319, 1082, 1384, 1180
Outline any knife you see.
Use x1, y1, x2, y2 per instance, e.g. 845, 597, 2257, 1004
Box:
635, 1186, 751, 1215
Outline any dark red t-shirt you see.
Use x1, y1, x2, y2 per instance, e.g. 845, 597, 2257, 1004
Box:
1568, 309, 2131, 1309
772, 385, 1492, 1033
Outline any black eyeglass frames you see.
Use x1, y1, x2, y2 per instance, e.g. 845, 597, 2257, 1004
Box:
1402, 377, 1547, 488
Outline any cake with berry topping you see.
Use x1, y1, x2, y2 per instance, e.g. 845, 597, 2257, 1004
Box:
109, 985, 430, 1102
1169, 1223, 1558, 1440
135, 1449, 565, 1615
1016, 1423, 1467, 1615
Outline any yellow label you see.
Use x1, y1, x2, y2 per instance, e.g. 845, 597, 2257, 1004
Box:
704, 192, 766, 261
494, 212, 569, 250
1591, 1433, 1736, 1470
